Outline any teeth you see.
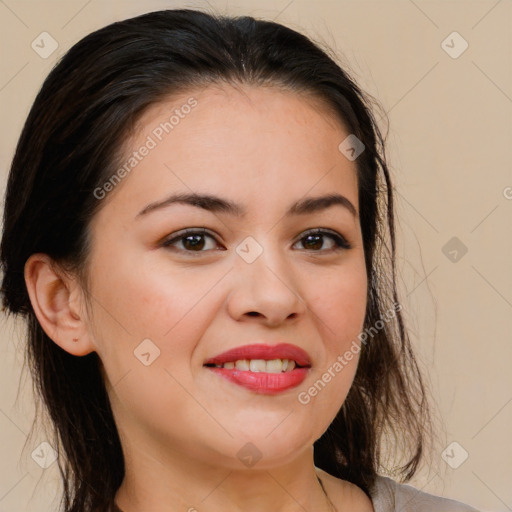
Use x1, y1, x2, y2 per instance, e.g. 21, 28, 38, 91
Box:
250, 359, 267, 372
214, 359, 298, 372
266, 359, 283, 373
235, 359, 250, 371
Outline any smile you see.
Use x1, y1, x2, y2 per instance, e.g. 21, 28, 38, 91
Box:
203, 343, 311, 394
206, 358, 299, 372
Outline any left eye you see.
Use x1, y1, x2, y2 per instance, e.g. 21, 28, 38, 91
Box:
162, 228, 350, 254
293, 229, 351, 252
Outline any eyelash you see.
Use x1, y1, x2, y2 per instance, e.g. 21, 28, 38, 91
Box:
161, 228, 351, 255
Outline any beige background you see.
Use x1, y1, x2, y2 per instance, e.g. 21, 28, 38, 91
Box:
0, 1, 511, 511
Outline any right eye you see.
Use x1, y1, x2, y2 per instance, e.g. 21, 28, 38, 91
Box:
161, 228, 223, 254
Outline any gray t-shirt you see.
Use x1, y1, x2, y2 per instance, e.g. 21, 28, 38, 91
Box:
371, 475, 480, 511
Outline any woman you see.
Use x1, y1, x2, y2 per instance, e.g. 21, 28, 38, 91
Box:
0, 8, 479, 512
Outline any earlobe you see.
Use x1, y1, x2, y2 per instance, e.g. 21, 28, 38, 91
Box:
24, 253, 95, 356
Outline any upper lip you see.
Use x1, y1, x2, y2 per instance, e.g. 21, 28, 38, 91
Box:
204, 343, 312, 367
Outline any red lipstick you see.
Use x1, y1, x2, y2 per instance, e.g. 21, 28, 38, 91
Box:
203, 343, 311, 395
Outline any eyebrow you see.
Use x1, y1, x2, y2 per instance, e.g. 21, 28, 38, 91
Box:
136, 192, 358, 219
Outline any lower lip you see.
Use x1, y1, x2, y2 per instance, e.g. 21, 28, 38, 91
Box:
205, 367, 309, 394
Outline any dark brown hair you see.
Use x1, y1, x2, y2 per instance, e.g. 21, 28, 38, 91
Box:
0, 8, 436, 512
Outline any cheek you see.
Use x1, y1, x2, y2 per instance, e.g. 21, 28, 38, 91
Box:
94, 259, 218, 436
90, 250, 218, 339
299, 261, 367, 410
309, 262, 368, 345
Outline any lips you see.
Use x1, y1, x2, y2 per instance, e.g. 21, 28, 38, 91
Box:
203, 343, 311, 395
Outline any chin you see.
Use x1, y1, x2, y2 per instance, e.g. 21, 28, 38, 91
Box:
219, 428, 317, 470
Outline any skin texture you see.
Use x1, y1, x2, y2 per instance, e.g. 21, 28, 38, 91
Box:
24, 84, 373, 512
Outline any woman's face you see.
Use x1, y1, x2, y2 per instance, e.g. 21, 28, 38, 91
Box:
85, 84, 368, 469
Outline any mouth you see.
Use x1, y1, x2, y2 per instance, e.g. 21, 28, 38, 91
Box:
204, 358, 306, 372
203, 343, 311, 395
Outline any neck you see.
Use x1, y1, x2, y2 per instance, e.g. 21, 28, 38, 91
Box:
114, 441, 337, 512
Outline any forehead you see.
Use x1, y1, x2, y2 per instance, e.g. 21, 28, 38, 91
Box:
98, 83, 359, 218
132, 82, 351, 157
139, 81, 347, 128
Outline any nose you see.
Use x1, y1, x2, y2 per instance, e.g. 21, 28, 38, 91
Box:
226, 245, 307, 327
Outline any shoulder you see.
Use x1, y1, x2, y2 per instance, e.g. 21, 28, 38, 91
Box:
370, 475, 481, 512
343, 479, 375, 511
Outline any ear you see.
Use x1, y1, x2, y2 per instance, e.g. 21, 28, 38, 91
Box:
24, 253, 96, 356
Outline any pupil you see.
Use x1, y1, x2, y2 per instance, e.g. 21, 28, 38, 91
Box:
304, 234, 322, 250
184, 235, 205, 251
